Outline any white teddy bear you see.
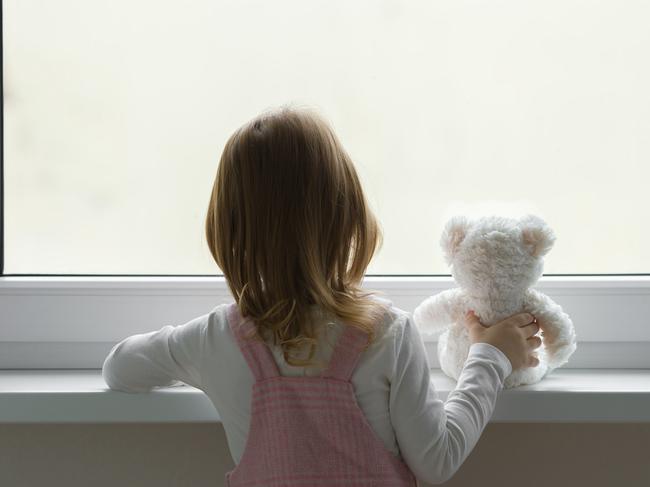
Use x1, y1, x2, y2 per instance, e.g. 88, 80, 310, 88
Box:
413, 214, 577, 388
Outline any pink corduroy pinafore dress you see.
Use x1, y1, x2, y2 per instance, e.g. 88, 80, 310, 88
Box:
225, 303, 418, 487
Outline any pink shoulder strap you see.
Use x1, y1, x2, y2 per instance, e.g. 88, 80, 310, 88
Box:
227, 303, 280, 381
320, 323, 369, 381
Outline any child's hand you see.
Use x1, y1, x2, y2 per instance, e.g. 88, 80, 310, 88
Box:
463, 310, 541, 371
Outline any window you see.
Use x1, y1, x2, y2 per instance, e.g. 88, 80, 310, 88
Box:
3, 0, 649, 275
1, 1, 649, 370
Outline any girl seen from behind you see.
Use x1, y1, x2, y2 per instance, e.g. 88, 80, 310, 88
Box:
103, 106, 541, 486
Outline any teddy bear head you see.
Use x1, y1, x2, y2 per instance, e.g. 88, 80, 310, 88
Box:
441, 214, 555, 296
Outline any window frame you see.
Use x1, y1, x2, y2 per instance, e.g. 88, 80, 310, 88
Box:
0, 275, 648, 369
1, 4, 648, 370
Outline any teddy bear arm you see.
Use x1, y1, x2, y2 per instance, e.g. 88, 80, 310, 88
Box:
524, 289, 577, 369
413, 288, 463, 336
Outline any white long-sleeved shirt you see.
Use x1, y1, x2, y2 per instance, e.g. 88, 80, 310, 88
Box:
102, 300, 512, 485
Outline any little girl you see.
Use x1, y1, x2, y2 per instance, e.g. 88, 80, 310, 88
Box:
103, 106, 540, 486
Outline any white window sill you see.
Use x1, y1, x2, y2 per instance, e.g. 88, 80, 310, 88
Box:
1, 369, 649, 423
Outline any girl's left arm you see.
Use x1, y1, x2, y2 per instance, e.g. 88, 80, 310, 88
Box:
102, 313, 210, 392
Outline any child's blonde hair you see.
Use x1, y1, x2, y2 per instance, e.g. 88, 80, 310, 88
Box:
205, 106, 387, 367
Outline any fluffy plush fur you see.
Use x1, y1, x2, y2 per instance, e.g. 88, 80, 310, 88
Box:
413, 215, 577, 388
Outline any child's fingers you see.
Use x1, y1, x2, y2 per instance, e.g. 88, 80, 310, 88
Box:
464, 310, 485, 329
504, 312, 536, 328
521, 321, 541, 338
528, 353, 540, 367
527, 335, 542, 349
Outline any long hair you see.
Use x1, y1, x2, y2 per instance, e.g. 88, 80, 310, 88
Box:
205, 106, 387, 366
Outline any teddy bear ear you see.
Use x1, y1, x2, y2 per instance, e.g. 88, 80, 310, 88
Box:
440, 216, 470, 264
519, 214, 556, 257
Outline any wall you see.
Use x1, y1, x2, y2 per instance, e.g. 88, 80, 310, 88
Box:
1, 423, 648, 486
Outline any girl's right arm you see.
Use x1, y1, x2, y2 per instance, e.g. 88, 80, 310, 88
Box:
389, 315, 512, 485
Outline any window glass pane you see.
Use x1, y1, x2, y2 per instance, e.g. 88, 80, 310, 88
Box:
4, 0, 649, 274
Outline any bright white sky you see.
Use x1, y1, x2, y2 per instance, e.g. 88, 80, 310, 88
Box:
4, 0, 649, 274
